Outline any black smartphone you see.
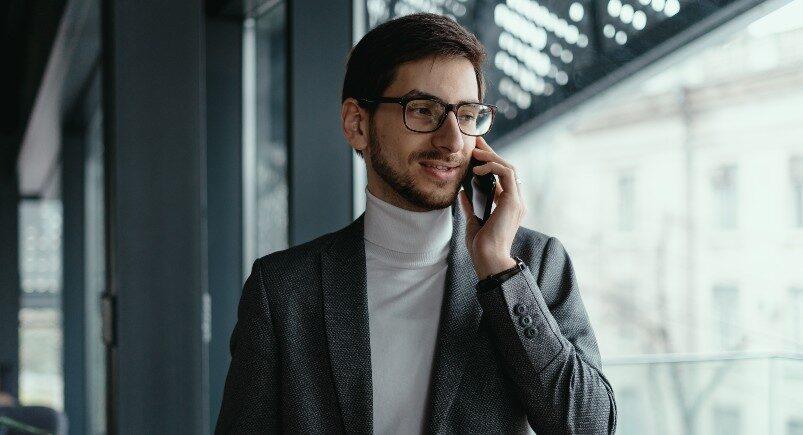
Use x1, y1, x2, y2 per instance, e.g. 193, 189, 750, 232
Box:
461, 157, 496, 225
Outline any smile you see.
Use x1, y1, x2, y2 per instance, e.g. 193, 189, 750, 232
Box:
420, 162, 459, 180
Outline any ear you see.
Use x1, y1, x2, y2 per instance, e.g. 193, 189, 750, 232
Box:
341, 98, 368, 154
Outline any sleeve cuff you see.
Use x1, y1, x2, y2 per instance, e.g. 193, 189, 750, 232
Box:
477, 265, 567, 373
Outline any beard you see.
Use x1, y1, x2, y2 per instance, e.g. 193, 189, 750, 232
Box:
367, 117, 462, 211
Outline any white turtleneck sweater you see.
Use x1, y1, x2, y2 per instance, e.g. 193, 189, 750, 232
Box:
363, 186, 453, 434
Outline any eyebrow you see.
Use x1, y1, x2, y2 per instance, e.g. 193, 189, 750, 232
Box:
402, 89, 481, 105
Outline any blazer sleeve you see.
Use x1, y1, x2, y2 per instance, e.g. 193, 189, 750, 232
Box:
476, 236, 617, 435
215, 259, 282, 433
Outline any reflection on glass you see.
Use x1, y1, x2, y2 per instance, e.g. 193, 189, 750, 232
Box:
244, 2, 289, 269
504, 1, 803, 432
18, 200, 63, 411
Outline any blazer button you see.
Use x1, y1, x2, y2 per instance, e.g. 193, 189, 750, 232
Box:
513, 303, 528, 316
519, 315, 533, 327
524, 327, 537, 339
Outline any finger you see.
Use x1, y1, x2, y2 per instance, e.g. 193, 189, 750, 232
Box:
472, 148, 513, 170
475, 136, 498, 155
474, 161, 519, 199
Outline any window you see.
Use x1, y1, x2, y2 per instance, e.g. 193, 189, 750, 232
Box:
617, 171, 636, 232
791, 287, 803, 351
788, 419, 803, 435
712, 284, 740, 350
243, 2, 289, 273
792, 156, 803, 228
616, 281, 638, 339
711, 164, 738, 230
18, 200, 63, 410
617, 388, 644, 435
712, 405, 742, 435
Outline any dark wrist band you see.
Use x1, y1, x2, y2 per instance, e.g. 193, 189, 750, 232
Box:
475, 256, 526, 294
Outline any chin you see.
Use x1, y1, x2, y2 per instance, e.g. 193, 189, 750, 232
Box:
414, 181, 460, 210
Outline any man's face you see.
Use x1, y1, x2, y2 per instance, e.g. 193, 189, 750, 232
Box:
365, 56, 479, 212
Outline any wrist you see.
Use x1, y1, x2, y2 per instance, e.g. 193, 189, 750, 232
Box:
475, 256, 526, 294
476, 256, 518, 280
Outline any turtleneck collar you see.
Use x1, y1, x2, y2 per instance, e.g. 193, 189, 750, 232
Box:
363, 185, 453, 255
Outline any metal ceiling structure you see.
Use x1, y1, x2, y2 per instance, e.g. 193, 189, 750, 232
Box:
363, 0, 774, 145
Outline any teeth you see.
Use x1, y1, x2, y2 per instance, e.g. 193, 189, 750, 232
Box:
424, 164, 451, 171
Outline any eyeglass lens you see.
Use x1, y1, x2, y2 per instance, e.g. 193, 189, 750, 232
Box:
404, 99, 493, 135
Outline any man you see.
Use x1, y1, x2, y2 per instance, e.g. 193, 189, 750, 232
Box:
216, 12, 616, 434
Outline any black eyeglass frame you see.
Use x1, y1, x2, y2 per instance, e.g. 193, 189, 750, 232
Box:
357, 96, 498, 137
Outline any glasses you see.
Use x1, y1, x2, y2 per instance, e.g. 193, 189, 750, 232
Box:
357, 96, 497, 136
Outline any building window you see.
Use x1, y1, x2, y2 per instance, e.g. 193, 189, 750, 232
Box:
617, 171, 635, 232
788, 419, 803, 435
791, 287, 803, 351
712, 405, 742, 435
711, 164, 738, 229
617, 388, 644, 435
712, 284, 740, 350
616, 281, 637, 339
791, 156, 803, 228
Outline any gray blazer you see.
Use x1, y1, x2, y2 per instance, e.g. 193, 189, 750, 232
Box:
215, 198, 617, 434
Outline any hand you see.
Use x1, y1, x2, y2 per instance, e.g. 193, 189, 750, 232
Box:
458, 136, 527, 280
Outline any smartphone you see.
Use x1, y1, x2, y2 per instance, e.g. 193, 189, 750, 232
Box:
461, 157, 496, 225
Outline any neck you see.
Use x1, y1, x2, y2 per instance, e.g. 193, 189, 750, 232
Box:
363, 185, 453, 254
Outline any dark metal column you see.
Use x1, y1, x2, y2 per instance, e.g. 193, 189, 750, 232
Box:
288, 0, 354, 245
0, 155, 20, 399
61, 128, 87, 434
102, 0, 209, 432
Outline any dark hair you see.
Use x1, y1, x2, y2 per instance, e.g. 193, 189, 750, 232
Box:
342, 13, 487, 158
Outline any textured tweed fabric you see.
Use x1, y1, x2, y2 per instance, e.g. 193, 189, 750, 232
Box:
215, 195, 617, 434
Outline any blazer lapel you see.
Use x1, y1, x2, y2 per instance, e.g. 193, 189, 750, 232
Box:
321, 213, 373, 434
425, 198, 482, 433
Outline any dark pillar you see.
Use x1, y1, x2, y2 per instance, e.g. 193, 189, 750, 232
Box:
205, 15, 243, 433
102, 0, 209, 432
0, 154, 20, 399
288, 0, 354, 245
61, 129, 87, 434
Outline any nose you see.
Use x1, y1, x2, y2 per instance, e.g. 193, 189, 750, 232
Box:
432, 111, 464, 154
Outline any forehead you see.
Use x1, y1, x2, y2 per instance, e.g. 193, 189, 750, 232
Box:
384, 56, 480, 103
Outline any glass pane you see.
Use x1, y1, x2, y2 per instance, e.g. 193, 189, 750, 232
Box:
244, 2, 289, 269
502, 0, 803, 432
18, 199, 63, 411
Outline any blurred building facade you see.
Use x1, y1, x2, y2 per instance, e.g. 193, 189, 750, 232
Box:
506, 16, 803, 435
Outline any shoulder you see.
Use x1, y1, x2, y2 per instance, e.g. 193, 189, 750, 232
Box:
253, 231, 338, 275
251, 217, 359, 280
